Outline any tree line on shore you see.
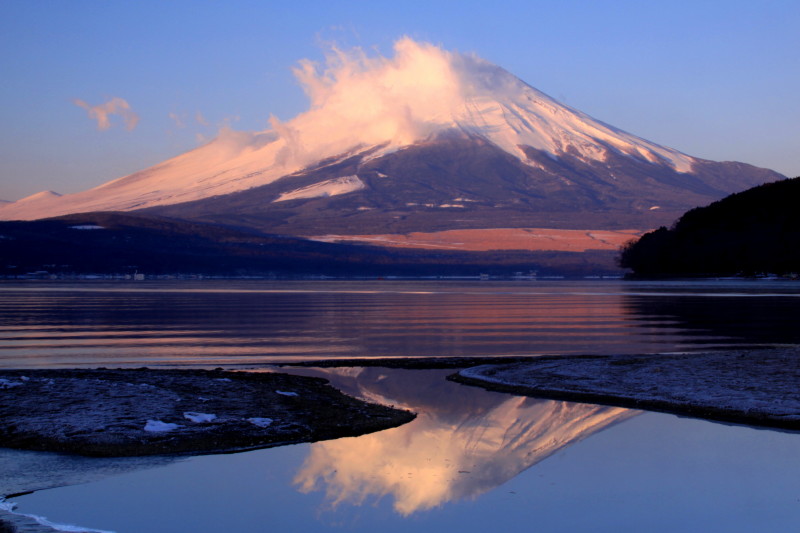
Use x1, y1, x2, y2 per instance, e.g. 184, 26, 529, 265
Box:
620, 177, 800, 276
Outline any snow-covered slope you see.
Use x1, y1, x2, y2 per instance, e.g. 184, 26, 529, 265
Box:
273, 175, 365, 203
1, 38, 706, 221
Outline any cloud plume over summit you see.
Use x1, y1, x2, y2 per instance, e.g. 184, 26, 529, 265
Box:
270, 38, 467, 168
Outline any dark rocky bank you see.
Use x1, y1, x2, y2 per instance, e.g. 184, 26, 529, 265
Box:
0, 368, 414, 458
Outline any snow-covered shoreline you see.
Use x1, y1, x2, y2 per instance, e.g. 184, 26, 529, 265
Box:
452, 349, 800, 430
0, 368, 417, 532
0, 368, 413, 461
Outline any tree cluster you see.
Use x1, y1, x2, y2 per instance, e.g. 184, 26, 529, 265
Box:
619, 177, 800, 276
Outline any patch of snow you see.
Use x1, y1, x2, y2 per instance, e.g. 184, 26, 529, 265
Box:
0, 378, 24, 389
649, 206, 661, 210
276, 390, 299, 397
438, 204, 465, 208
183, 412, 217, 423
143, 420, 181, 433
273, 175, 365, 203
1, 497, 116, 533
247, 417, 274, 428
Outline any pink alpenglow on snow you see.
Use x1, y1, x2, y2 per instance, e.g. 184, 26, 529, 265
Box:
0, 38, 699, 222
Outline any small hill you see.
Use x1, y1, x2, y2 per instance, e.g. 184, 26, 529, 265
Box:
619, 177, 800, 276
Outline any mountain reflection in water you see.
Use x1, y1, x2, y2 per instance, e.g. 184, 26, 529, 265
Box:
285, 368, 635, 515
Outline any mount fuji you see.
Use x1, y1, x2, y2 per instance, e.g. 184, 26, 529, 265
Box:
0, 38, 783, 251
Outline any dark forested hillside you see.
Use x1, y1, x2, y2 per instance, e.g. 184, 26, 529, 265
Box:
0, 212, 619, 278
619, 177, 800, 276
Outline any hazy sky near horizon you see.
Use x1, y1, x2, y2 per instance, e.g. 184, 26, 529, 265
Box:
1, 0, 798, 201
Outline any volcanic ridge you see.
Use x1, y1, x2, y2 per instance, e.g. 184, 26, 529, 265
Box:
0, 38, 783, 253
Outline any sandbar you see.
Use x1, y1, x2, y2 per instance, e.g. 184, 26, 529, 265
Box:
0, 368, 414, 459
452, 350, 800, 430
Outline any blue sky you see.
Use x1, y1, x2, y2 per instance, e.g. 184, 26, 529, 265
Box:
1, 0, 798, 201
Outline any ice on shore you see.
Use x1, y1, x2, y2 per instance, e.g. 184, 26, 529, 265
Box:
183, 412, 217, 423
0, 367, 414, 460
276, 390, 298, 397
1, 497, 116, 532
0, 378, 24, 389
144, 420, 181, 433
455, 349, 800, 429
247, 417, 274, 428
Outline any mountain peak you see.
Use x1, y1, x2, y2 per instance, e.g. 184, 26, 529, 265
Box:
0, 38, 778, 224
287, 37, 694, 172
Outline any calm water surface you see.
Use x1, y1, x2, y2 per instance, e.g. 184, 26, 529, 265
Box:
2, 279, 800, 367
1, 279, 799, 532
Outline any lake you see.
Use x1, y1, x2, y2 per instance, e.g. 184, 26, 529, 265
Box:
1, 279, 799, 532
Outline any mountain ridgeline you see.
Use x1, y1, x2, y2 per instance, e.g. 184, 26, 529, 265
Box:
0, 39, 783, 240
619, 177, 800, 276
142, 134, 781, 237
0, 39, 786, 278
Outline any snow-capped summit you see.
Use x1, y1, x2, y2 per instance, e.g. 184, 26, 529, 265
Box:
0, 38, 783, 230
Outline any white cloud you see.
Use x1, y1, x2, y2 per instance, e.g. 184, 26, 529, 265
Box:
195, 111, 209, 126
168, 111, 186, 128
255, 37, 470, 170
73, 97, 139, 131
